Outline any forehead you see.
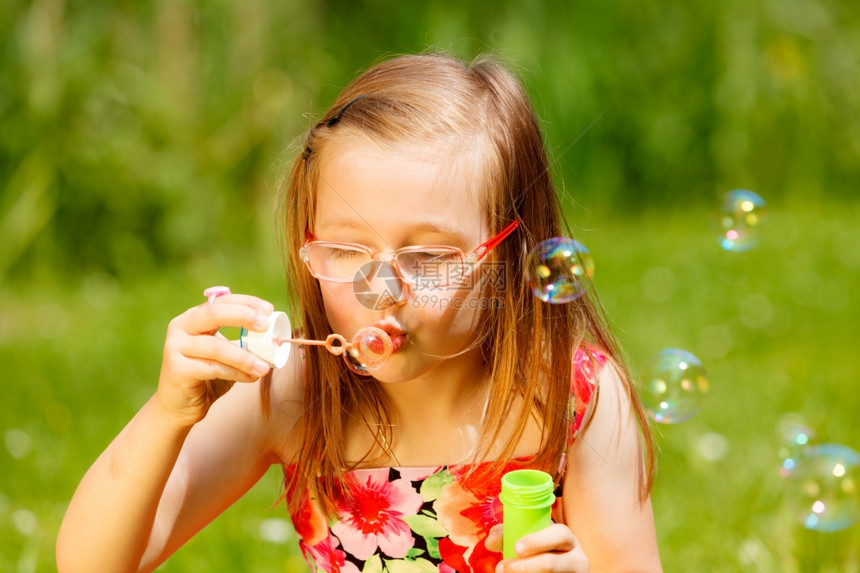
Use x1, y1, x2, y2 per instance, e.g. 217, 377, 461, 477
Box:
313, 135, 490, 241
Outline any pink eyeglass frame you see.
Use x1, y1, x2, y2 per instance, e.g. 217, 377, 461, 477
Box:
299, 220, 520, 284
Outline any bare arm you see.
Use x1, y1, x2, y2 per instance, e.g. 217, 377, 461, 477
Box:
563, 361, 662, 572
56, 294, 298, 572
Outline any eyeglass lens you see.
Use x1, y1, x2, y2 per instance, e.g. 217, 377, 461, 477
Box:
307, 244, 463, 284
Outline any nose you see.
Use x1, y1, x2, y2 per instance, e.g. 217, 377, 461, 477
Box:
352, 260, 406, 311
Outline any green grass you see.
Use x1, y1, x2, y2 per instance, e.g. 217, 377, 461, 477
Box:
1, 199, 859, 571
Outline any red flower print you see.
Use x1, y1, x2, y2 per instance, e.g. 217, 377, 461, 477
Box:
438, 461, 529, 546
438, 536, 502, 573
439, 537, 470, 572
305, 534, 361, 573
330, 468, 423, 560
289, 492, 329, 548
435, 479, 483, 546
283, 465, 328, 547
468, 536, 501, 573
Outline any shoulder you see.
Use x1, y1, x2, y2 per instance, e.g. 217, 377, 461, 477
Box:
570, 351, 648, 470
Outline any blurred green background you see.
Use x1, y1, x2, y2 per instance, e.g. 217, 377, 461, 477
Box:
2, 0, 859, 571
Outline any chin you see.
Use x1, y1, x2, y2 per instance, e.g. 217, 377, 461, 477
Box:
366, 365, 422, 385
365, 356, 432, 385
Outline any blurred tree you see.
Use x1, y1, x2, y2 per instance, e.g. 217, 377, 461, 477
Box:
1, 0, 858, 283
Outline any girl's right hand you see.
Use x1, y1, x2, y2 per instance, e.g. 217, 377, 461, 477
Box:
486, 523, 589, 572
156, 293, 275, 427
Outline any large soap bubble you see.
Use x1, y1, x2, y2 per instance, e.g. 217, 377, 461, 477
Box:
784, 443, 860, 532
714, 190, 768, 252
526, 237, 595, 303
639, 349, 709, 424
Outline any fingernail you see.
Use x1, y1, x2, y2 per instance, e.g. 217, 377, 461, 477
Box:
254, 360, 270, 375
514, 541, 525, 555
254, 315, 269, 330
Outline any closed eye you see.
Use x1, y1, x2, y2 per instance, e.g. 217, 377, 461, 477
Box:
328, 247, 364, 260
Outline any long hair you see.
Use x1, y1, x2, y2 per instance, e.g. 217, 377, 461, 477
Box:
270, 52, 654, 517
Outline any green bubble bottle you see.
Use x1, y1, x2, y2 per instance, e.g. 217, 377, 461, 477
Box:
499, 469, 555, 559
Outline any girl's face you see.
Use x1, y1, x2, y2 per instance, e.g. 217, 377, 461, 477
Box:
311, 135, 493, 384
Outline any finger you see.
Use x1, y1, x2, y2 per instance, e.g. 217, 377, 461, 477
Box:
175, 302, 271, 336
169, 352, 263, 385
485, 523, 503, 552
513, 524, 576, 558
168, 349, 266, 384
163, 331, 270, 383
205, 293, 274, 315
180, 335, 272, 380
500, 551, 587, 573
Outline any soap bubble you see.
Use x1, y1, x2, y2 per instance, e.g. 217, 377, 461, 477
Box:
344, 327, 392, 374
777, 414, 817, 478
639, 349, 709, 424
4, 428, 32, 459
258, 518, 293, 544
784, 443, 860, 532
352, 327, 392, 367
526, 237, 595, 303
12, 509, 38, 536
714, 190, 767, 252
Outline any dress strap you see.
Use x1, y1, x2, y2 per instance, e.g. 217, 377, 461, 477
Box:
554, 346, 608, 485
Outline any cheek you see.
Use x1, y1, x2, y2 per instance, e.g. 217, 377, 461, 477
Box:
409, 283, 484, 333
319, 283, 357, 329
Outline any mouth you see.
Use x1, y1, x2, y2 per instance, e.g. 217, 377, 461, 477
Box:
373, 322, 407, 354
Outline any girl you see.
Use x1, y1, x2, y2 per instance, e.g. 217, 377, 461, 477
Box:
57, 53, 662, 572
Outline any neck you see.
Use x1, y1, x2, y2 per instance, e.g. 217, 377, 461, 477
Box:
380, 349, 490, 428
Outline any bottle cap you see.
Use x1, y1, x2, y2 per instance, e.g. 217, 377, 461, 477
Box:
240, 311, 291, 368
499, 469, 555, 508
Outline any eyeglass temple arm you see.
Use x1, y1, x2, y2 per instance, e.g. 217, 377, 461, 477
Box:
471, 220, 521, 261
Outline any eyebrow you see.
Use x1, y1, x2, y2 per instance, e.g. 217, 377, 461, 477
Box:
314, 217, 366, 232
315, 218, 466, 240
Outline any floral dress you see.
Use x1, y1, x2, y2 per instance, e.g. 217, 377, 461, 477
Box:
282, 348, 605, 573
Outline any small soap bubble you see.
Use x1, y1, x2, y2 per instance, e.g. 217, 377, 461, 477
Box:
526, 237, 595, 303
4, 428, 33, 459
356, 330, 386, 362
696, 431, 730, 462
353, 327, 392, 366
639, 349, 709, 424
784, 443, 860, 532
12, 508, 38, 536
258, 518, 293, 544
345, 327, 393, 374
714, 190, 767, 252
776, 414, 817, 478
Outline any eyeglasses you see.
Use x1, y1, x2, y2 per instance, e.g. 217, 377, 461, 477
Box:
299, 220, 520, 286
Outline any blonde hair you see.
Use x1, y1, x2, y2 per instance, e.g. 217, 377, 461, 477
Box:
271, 52, 654, 516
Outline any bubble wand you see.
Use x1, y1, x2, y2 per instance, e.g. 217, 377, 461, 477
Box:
204, 286, 392, 374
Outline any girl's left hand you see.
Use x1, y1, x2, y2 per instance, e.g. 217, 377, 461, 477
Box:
486, 523, 589, 572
